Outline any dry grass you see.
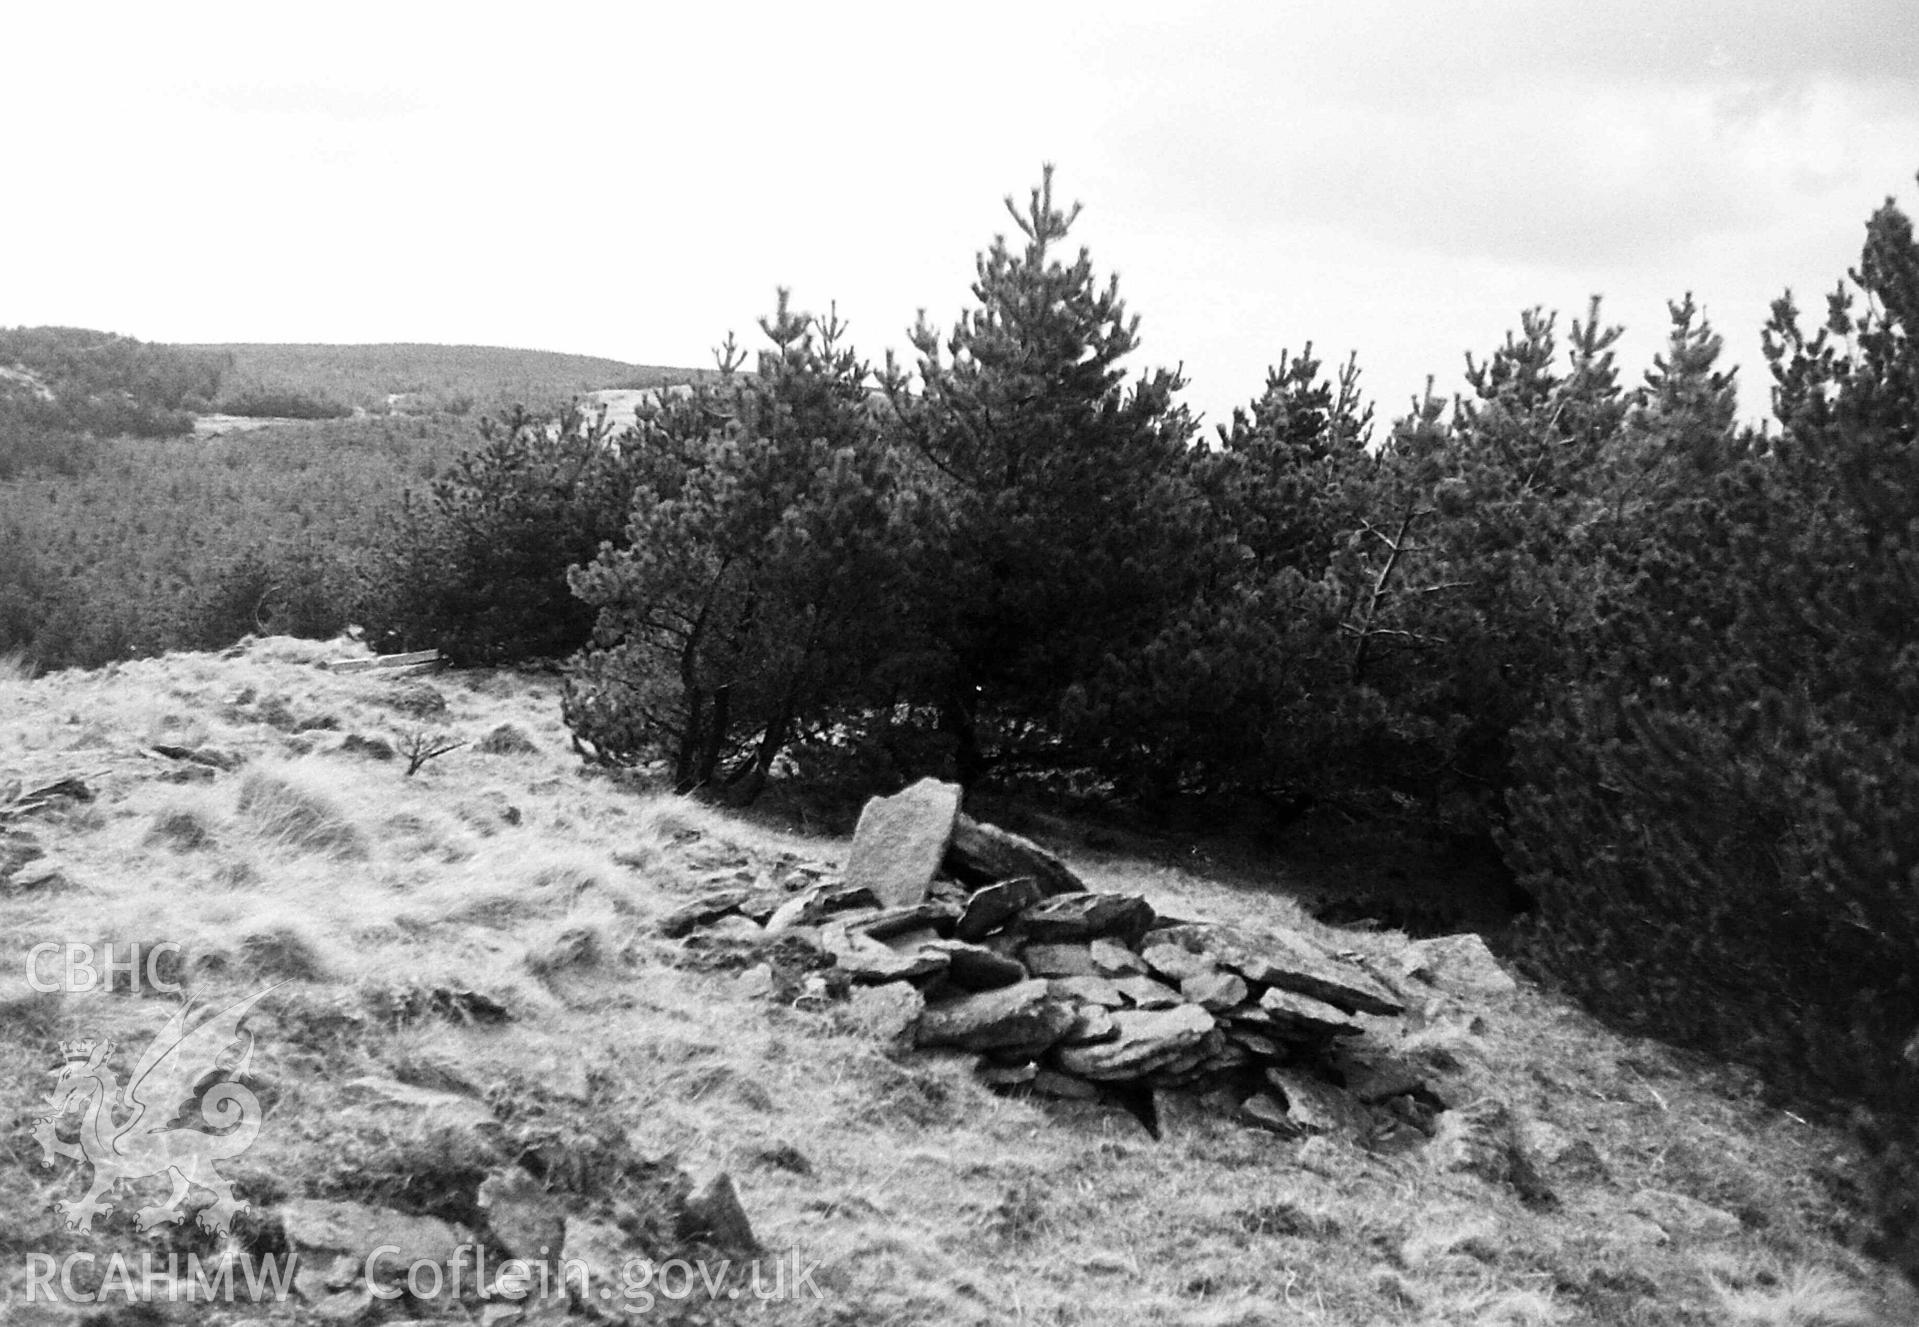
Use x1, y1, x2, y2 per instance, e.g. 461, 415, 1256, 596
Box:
0, 635, 1915, 1324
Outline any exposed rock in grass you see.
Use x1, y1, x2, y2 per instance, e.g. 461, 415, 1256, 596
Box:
278, 1197, 464, 1294
1426, 1097, 1556, 1207
657, 887, 756, 938
2, 829, 47, 880
680, 1171, 760, 1254
1398, 932, 1519, 998
477, 1167, 565, 1260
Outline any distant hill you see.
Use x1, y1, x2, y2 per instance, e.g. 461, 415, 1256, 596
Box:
0, 327, 220, 474
182, 342, 712, 417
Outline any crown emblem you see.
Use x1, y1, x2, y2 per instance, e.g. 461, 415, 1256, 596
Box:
58, 1039, 98, 1064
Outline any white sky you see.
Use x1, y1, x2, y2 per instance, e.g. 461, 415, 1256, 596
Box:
5, 1, 1916, 432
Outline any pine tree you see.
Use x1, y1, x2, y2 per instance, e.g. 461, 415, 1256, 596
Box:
565, 292, 917, 798
887, 166, 1202, 783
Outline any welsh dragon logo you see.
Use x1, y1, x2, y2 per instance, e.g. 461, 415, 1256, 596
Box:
32, 987, 274, 1236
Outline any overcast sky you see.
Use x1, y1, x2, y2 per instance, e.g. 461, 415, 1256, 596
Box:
6, 1, 1916, 432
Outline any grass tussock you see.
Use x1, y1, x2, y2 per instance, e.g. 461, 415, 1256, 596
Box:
235, 762, 366, 857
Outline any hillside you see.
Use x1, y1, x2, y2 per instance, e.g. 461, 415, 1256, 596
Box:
183, 343, 710, 417
2, 640, 1915, 1325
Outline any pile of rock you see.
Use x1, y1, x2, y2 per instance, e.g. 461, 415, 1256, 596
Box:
663, 779, 1509, 1145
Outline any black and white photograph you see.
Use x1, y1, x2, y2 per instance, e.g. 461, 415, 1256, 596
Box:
4, 2, 1918, 1322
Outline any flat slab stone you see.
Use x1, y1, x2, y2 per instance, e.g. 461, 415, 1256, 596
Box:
657, 888, 752, 938
943, 814, 1087, 897
854, 900, 962, 940
845, 778, 962, 908
1012, 893, 1156, 945
1140, 942, 1218, 984
1061, 1004, 1118, 1045
1258, 986, 1363, 1038
1022, 942, 1100, 977
1264, 1067, 1366, 1136
281, 1199, 463, 1280
1088, 938, 1147, 977
1047, 975, 1129, 1008
1052, 1004, 1215, 1081
922, 939, 1028, 990
763, 883, 882, 933
954, 876, 1049, 942
1399, 933, 1517, 998
1182, 970, 1249, 1011
1112, 975, 1186, 1009
822, 923, 951, 984
1153, 922, 1402, 1016
914, 979, 1075, 1053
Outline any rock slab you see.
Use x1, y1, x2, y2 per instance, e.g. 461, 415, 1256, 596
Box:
943, 814, 1087, 897
845, 778, 962, 908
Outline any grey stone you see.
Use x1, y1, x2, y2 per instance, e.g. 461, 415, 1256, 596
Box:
1399, 933, 1518, 998
943, 814, 1088, 897
478, 1169, 565, 1261
1264, 1067, 1367, 1137
914, 979, 1076, 1053
845, 778, 962, 907
764, 882, 884, 933
1061, 1003, 1119, 1045
1140, 942, 1217, 984
1181, 970, 1249, 1011
1033, 1069, 1102, 1100
1022, 942, 1100, 977
1113, 975, 1186, 1009
560, 1218, 634, 1302
680, 1172, 759, 1254
1012, 892, 1156, 945
1225, 1028, 1283, 1059
1425, 1098, 1555, 1206
822, 923, 950, 983
278, 1199, 463, 1290
1628, 1189, 1741, 1241
657, 888, 753, 938
1238, 1092, 1294, 1134
1153, 922, 1403, 1016
1052, 1004, 1216, 1081
922, 939, 1028, 990
953, 876, 1049, 941
1259, 986, 1363, 1038
1047, 975, 1129, 1008
1088, 938, 1148, 977
854, 899, 962, 940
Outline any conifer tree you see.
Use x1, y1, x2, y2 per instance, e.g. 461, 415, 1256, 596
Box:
887, 166, 1201, 783
565, 292, 916, 798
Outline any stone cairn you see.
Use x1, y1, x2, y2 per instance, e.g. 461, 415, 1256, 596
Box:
662, 779, 1521, 1148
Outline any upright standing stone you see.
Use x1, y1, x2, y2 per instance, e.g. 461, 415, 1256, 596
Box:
845, 778, 963, 908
